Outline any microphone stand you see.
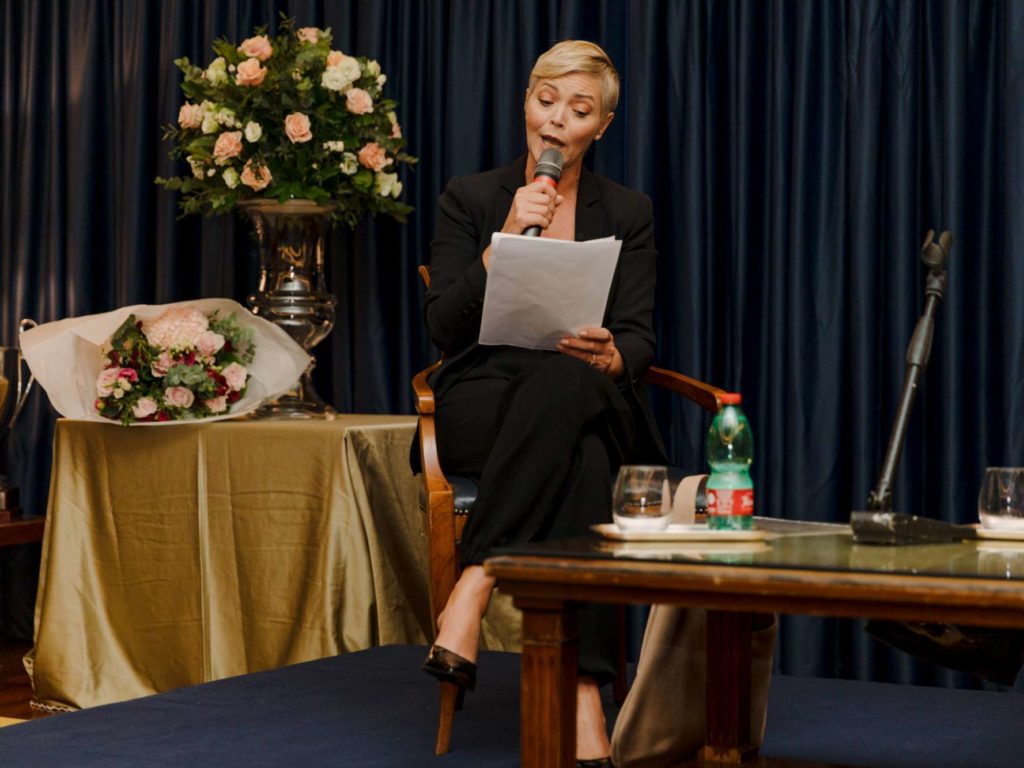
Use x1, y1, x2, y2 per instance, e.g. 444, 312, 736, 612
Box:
850, 230, 974, 544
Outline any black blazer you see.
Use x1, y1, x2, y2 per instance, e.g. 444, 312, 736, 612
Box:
423, 156, 667, 462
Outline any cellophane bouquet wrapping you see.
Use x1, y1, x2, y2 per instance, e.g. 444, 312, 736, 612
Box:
20, 299, 310, 425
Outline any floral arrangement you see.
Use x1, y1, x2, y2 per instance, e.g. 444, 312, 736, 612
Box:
95, 307, 256, 424
155, 17, 414, 228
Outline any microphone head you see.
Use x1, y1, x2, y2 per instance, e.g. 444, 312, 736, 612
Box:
534, 148, 564, 183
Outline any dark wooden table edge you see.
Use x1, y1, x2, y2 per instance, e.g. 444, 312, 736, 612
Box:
485, 554, 1024, 628
0, 517, 46, 549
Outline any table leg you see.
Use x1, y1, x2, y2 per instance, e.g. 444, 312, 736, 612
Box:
699, 610, 758, 764
515, 596, 578, 768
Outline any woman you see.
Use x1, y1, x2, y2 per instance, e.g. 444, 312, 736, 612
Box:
420, 40, 664, 766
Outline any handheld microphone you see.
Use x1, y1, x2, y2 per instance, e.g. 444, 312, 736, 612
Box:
523, 148, 563, 236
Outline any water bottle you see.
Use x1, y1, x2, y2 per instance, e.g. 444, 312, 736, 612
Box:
706, 392, 754, 530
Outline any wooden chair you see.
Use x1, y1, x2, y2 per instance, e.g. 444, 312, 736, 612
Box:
412, 265, 726, 755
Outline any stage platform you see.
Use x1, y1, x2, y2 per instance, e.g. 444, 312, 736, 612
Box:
1, 645, 1022, 766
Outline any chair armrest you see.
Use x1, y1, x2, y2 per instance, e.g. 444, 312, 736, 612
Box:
412, 360, 452, 497
412, 360, 443, 415
640, 365, 726, 414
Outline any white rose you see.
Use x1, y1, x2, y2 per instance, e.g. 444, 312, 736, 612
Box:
222, 167, 239, 189
366, 60, 381, 77
338, 56, 361, 84
339, 152, 358, 175
187, 155, 205, 180
321, 66, 348, 92
244, 121, 262, 142
376, 74, 387, 87
322, 140, 345, 152
201, 113, 220, 134
375, 171, 399, 198
216, 108, 240, 128
205, 56, 228, 85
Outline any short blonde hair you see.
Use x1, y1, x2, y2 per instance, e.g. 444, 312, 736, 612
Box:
527, 40, 619, 117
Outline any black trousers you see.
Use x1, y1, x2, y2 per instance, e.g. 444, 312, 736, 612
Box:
436, 351, 637, 684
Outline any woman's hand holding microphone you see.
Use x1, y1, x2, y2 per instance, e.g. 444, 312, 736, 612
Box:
482, 181, 563, 270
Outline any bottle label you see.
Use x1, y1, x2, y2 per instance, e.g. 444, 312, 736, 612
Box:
706, 488, 754, 517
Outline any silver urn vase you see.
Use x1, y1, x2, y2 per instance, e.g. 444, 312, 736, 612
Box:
240, 199, 338, 419
0, 319, 37, 521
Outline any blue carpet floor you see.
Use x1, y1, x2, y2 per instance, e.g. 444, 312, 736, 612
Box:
1, 645, 1023, 766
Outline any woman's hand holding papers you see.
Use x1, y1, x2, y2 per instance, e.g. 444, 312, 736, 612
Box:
557, 327, 624, 378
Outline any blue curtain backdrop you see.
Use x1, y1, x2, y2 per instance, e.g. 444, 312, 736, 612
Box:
2, 0, 1023, 689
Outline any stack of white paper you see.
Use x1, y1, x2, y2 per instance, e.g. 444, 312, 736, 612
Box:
478, 233, 622, 350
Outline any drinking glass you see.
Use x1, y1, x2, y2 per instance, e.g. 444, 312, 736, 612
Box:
978, 467, 1024, 531
612, 465, 670, 532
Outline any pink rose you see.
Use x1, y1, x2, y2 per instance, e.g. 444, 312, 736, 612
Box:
221, 362, 248, 391
132, 397, 158, 419
117, 368, 138, 383
196, 331, 225, 357
163, 386, 195, 409
151, 351, 174, 378
96, 368, 120, 397
178, 103, 203, 130
238, 35, 272, 62
240, 158, 272, 191
205, 396, 228, 414
357, 142, 387, 171
235, 58, 266, 87
345, 88, 373, 115
326, 50, 344, 67
212, 131, 243, 165
284, 112, 312, 143
297, 27, 319, 44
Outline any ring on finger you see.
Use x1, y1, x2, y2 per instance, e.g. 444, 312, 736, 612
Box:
590, 353, 598, 367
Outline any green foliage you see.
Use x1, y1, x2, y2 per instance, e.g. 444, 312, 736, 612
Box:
154, 16, 415, 228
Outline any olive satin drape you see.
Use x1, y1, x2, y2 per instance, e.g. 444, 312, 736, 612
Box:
3, 1, 1024, 687
30, 417, 520, 710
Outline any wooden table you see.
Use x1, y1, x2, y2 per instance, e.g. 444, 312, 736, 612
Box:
485, 522, 1024, 767
0, 517, 44, 549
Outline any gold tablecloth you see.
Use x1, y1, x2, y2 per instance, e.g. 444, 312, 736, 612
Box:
30, 416, 520, 710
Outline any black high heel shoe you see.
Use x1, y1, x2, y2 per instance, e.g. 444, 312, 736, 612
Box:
422, 644, 477, 691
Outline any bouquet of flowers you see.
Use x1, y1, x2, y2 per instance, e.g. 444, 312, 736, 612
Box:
20, 299, 311, 425
155, 17, 415, 228
95, 307, 255, 425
